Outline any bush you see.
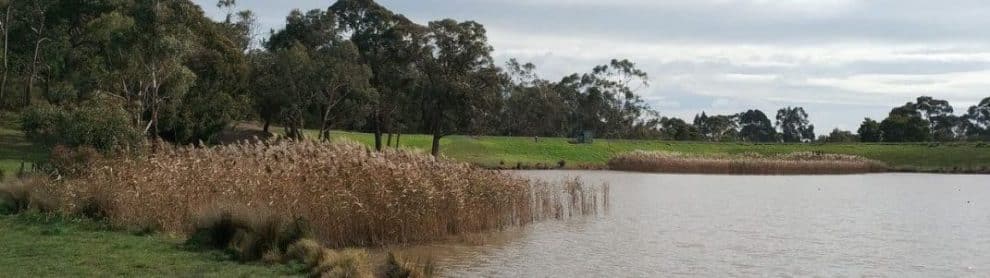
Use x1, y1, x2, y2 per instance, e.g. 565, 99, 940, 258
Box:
21, 95, 144, 153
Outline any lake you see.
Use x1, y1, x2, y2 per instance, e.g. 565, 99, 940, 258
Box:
400, 171, 990, 277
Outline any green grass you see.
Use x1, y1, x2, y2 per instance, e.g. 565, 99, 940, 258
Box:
0, 213, 304, 277
323, 131, 990, 172
0, 112, 47, 176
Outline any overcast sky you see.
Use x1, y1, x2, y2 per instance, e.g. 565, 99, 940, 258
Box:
194, 0, 990, 131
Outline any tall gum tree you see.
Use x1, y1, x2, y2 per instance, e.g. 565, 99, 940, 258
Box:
420, 19, 500, 156
332, 0, 424, 150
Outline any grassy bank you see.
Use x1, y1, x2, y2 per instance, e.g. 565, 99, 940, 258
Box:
324, 131, 990, 173
0, 213, 302, 276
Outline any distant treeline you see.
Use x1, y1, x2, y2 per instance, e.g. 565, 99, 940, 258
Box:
1, 0, 988, 158
662, 96, 990, 143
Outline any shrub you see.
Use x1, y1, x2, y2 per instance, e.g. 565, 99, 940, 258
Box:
21, 95, 144, 153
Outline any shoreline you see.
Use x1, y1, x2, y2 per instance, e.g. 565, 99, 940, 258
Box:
479, 161, 990, 175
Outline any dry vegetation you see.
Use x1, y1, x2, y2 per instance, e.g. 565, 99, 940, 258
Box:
608, 151, 888, 175
2, 140, 608, 276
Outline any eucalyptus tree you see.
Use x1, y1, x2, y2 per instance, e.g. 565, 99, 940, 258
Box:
776, 106, 814, 143
74, 1, 199, 138
693, 112, 739, 142
880, 103, 931, 142
269, 43, 319, 140
246, 50, 281, 133
967, 97, 990, 139
738, 109, 776, 142
500, 59, 572, 137
931, 114, 964, 141
659, 117, 699, 141
331, 0, 426, 150
21, 0, 54, 106
914, 96, 955, 139
566, 59, 651, 138
0, 0, 11, 106
264, 8, 373, 141
313, 41, 372, 142
858, 118, 882, 142
419, 19, 501, 156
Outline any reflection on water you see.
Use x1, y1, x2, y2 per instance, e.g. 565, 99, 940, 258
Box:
397, 171, 990, 277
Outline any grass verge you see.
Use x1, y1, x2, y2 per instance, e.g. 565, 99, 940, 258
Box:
0, 213, 303, 277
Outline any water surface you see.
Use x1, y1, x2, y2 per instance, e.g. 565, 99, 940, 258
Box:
404, 171, 990, 277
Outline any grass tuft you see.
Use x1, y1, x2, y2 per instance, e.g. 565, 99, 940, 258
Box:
383, 252, 434, 278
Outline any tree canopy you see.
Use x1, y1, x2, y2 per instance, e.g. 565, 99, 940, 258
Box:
3, 0, 990, 157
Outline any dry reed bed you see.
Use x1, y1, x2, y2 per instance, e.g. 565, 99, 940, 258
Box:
40, 140, 606, 248
608, 151, 888, 175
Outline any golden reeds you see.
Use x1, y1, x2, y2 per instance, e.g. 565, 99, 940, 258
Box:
608, 151, 888, 175
40, 140, 606, 248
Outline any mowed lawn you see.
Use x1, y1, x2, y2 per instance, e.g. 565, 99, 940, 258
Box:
0, 214, 303, 277
322, 131, 990, 171
0, 114, 46, 176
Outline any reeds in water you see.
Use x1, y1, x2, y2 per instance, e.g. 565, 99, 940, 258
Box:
608, 151, 888, 175
39, 140, 607, 248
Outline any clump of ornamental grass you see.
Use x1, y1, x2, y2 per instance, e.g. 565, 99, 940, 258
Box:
44, 139, 605, 248
608, 151, 888, 175
281, 238, 373, 277
185, 206, 310, 262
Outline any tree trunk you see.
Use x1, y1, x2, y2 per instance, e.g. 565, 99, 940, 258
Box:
386, 132, 393, 147
287, 111, 303, 140
430, 110, 442, 156
373, 114, 383, 151
148, 71, 160, 139
0, 4, 11, 107
395, 133, 401, 149
26, 38, 47, 106
262, 118, 271, 133
320, 104, 332, 142
149, 95, 159, 139
431, 129, 442, 157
